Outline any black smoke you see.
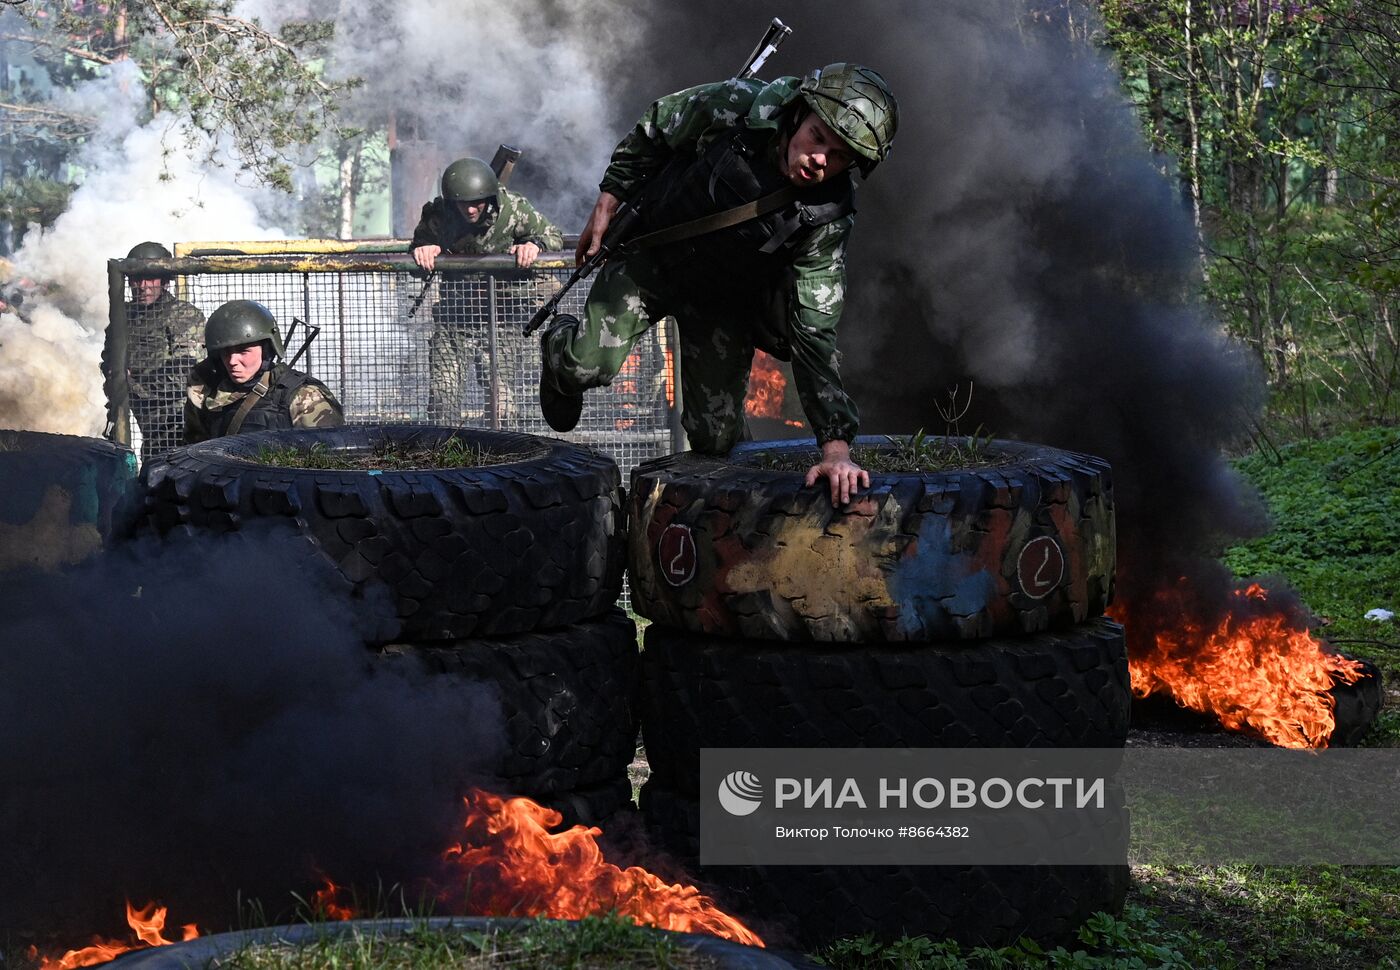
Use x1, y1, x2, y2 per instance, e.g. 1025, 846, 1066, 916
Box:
619, 0, 1270, 610
0, 532, 506, 938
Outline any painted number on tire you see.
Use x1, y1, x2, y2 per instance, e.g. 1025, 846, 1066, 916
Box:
658, 523, 697, 587
1017, 536, 1065, 600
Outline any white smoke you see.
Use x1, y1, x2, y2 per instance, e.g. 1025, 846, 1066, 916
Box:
314, 0, 644, 226
1, 59, 285, 436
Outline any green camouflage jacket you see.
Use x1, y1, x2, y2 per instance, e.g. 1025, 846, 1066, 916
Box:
411, 187, 564, 256
124, 290, 206, 399
184, 360, 344, 443
601, 76, 860, 445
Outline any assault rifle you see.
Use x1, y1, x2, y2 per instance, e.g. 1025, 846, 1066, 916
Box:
522, 17, 792, 336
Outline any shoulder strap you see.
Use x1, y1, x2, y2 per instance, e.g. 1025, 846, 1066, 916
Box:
225, 371, 271, 437
625, 184, 801, 253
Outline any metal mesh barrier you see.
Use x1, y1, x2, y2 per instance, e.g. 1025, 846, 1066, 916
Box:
107, 250, 682, 484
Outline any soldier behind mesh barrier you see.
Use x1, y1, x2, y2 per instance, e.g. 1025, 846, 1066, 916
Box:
113, 242, 206, 460
411, 157, 564, 425
184, 300, 344, 443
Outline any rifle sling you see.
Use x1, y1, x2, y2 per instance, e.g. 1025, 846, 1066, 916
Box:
624, 185, 801, 253
225, 371, 271, 437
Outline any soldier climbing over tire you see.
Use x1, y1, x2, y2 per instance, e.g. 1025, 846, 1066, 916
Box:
411, 157, 565, 425
184, 300, 344, 443
536, 62, 898, 506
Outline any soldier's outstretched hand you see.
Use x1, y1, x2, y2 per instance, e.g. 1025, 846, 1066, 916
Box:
413, 244, 441, 272
511, 242, 541, 269
576, 191, 622, 265
805, 439, 870, 507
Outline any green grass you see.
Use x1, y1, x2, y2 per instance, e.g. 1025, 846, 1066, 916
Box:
752, 430, 1011, 474
253, 438, 528, 471
813, 903, 1231, 968
218, 915, 717, 970
1222, 424, 1400, 676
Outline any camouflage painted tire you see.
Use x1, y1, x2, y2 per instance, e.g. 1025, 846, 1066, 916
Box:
140, 425, 626, 641
640, 619, 1130, 796
638, 785, 1128, 950
0, 429, 138, 574
628, 436, 1115, 641
379, 609, 639, 799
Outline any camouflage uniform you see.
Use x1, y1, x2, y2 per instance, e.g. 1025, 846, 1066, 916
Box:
544, 76, 860, 453
122, 290, 206, 459
412, 187, 564, 424
184, 360, 344, 443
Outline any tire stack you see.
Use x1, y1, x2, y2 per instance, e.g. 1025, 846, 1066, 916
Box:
0, 429, 138, 574
139, 425, 638, 828
628, 436, 1131, 949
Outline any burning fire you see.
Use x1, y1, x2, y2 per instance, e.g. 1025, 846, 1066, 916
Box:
442, 789, 764, 947
312, 875, 357, 921
46, 790, 761, 963
33, 901, 198, 970
746, 351, 804, 428
1113, 581, 1367, 749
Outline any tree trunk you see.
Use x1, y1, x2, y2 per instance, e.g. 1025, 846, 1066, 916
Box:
1184, 0, 1208, 275
338, 142, 359, 240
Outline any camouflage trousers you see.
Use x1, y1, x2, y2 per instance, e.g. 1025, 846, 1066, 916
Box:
427, 274, 560, 426
542, 257, 755, 454
428, 319, 530, 425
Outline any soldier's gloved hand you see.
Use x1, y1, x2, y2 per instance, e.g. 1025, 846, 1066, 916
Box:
413, 245, 442, 272
511, 242, 541, 269
576, 191, 622, 265
804, 439, 870, 508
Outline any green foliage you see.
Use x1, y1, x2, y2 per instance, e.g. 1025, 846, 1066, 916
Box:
1094, 1, 1400, 431
812, 904, 1229, 969
0, 176, 73, 242
1132, 864, 1400, 969
1223, 424, 1400, 670
3, 1, 359, 201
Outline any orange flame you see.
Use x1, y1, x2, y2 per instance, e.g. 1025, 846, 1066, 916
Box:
441, 789, 764, 947
745, 352, 804, 428
311, 876, 357, 921
36, 901, 198, 970
745, 351, 784, 419
1112, 581, 1367, 748
663, 345, 675, 408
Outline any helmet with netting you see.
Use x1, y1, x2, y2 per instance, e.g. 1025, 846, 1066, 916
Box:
797, 63, 898, 174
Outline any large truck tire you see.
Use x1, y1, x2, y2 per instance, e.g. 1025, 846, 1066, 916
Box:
0, 429, 137, 573
628, 436, 1115, 642
640, 619, 1130, 796
141, 426, 626, 641
379, 609, 639, 798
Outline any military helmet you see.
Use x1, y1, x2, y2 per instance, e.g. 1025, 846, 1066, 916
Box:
127, 241, 174, 278
797, 63, 898, 174
441, 157, 499, 204
205, 299, 284, 359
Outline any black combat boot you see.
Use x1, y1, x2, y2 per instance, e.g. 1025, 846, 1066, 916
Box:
538, 313, 584, 433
